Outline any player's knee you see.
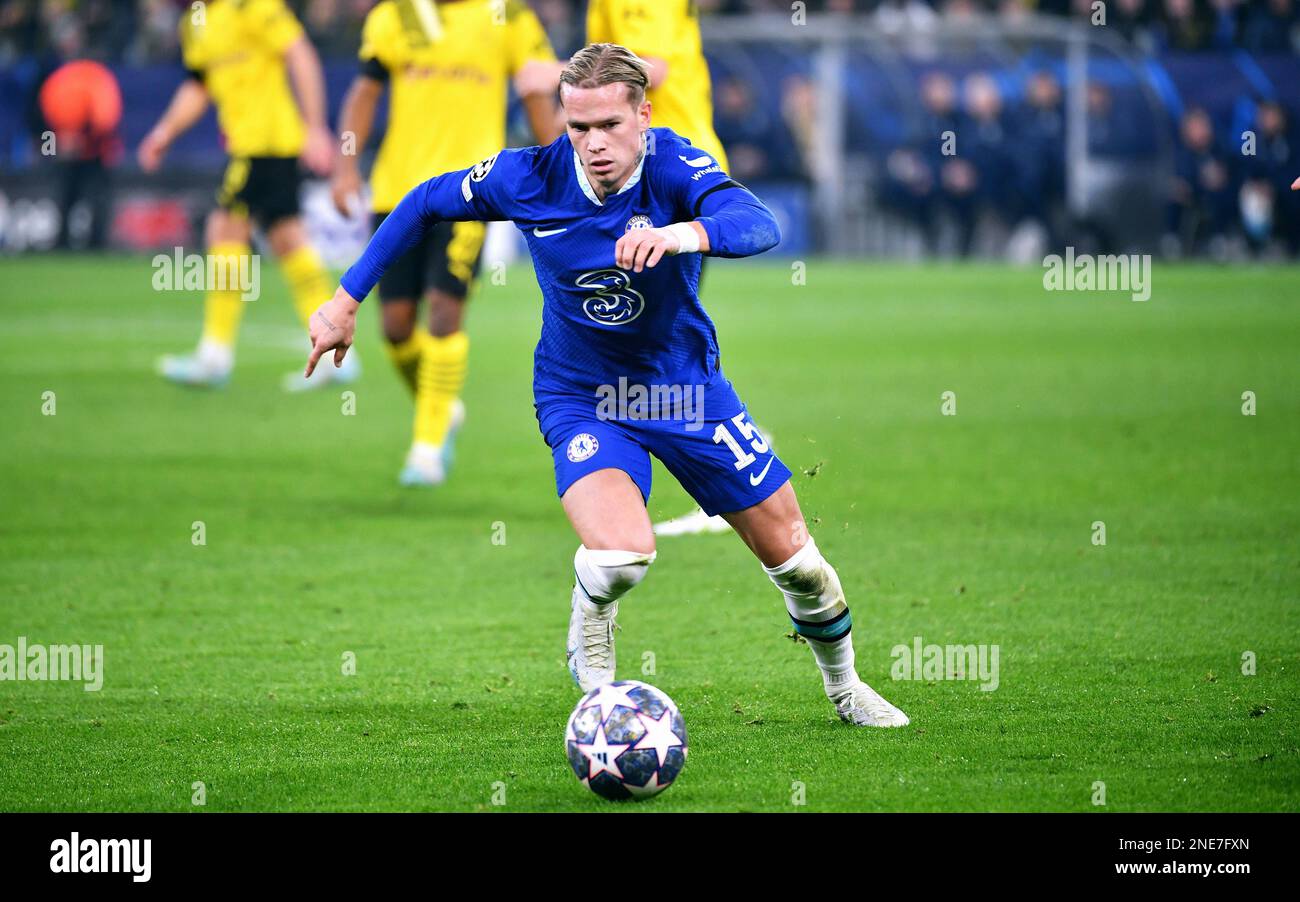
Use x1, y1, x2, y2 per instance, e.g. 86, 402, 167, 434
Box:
382, 323, 415, 345
265, 218, 304, 258
426, 290, 466, 337
381, 306, 416, 345
205, 209, 247, 247
574, 544, 656, 603
766, 537, 842, 603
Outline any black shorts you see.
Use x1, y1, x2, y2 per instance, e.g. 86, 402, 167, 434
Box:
217, 156, 301, 227
371, 213, 486, 302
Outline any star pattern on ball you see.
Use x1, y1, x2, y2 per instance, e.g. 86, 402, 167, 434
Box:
576, 721, 630, 781
581, 681, 642, 721
632, 709, 683, 768
625, 772, 665, 799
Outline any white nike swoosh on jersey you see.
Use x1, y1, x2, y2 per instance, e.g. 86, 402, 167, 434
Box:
534, 227, 568, 237
749, 456, 774, 486
679, 154, 713, 167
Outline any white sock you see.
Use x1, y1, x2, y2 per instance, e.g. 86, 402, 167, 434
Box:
764, 537, 860, 695
573, 545, 656, 619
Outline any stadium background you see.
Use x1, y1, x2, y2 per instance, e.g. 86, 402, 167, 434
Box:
3, 0, 1299, 262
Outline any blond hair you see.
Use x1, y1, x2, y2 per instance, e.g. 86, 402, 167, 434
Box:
559, 43, 651, 107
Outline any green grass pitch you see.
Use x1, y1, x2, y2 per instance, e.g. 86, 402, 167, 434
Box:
1, 255, 1297, 812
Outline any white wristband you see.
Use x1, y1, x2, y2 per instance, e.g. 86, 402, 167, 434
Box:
663, 222, 701, 255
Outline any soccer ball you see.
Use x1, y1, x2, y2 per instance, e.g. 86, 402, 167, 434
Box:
565, 680, 688, 800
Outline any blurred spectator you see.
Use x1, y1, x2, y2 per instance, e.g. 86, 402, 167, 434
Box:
713, 75, 804, 181
880, 71, 989, 254
3, 1, 1298, 64
1153, 0, 1216, 51
1110, 0, 1157, 51
780, 74, 819, 180
136, 0, 181, 63
1085, 81, 1148, 156
961, 72, 1012, 214
1011, 70, 1065, 235
0, 0, 43, 60
81, 0, 137, 61
1240, 100, 1300, 252
35, 17, 122, 249
874, 0, 940, 32
714, 78, 770, 182
1240, 0, 1298, 53
1167, 106, 1235, 254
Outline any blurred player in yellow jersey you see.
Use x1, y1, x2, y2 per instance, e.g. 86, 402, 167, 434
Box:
518, 0, 727, 172
584, 0, 728, 171
330, 0, 561, 486
139, 0, 347, 390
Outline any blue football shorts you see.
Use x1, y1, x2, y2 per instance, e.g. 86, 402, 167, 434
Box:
537, 399, 793, 517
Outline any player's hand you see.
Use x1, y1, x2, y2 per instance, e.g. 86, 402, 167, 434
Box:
301, 124, 335, 177
615, 223, 705, 273
1292, 176, 1300, 191
137, 127, 170, 173
615, 227, 680, 273
304, 289, 361, 377
331, 165, 363, 217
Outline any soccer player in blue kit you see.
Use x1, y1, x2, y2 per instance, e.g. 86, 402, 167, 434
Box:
305, 44, 908, 727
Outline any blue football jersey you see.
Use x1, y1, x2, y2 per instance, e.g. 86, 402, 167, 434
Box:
464, 128, 757, 407
342, 127, 780, 412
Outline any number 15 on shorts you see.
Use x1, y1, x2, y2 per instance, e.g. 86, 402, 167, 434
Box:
714, 412, 770, 471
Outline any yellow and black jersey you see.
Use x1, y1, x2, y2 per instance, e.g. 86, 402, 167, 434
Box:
360, 0, 557, 213
180, 0, 306, 158
586, 0, 728, 170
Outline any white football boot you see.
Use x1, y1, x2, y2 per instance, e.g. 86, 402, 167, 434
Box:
399, 442, 445, 487
438, 398, 465, 473
831, 680, 910, 727
566, 594, 617, 692
157, 340, 232, 388
398, 399, 465, 487
282, 347, 361, 393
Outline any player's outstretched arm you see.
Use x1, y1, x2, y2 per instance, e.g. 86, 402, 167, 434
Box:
332, 75, 384, 215
304, 154, 513, 375
137, 80, 209, 172
336, 171, 465, 299
284, 35, 334, 176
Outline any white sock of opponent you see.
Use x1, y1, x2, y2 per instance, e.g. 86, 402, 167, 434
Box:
764, 537, 859, 697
